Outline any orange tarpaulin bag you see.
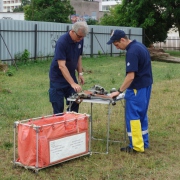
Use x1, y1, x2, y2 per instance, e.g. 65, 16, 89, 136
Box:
16, 113, 89, 168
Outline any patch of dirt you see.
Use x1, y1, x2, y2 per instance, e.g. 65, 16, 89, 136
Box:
0, 63, 8, 72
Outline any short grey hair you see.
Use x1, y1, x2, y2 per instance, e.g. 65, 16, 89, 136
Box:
72, 21, 89, 36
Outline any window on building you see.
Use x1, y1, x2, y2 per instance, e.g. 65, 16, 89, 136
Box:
102, 0, 121, 1
102, 5, 110, 11
91, 11, 97, 20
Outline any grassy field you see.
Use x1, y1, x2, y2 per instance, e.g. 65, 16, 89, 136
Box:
0, 53, 180, 180
165, 50, 180, 57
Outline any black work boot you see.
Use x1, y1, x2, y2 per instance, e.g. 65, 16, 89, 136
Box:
120, 146, 138, 153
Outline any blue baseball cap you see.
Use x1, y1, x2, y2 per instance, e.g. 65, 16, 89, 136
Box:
107, 30, 126, 44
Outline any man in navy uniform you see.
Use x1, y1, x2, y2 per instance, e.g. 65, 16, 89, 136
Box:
107, 30, 153, 153
49, 21, 89, 114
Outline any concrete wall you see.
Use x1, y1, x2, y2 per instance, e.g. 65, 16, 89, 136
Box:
0, 12, 24, 20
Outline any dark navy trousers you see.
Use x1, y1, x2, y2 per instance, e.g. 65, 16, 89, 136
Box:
49, 81, 79, 114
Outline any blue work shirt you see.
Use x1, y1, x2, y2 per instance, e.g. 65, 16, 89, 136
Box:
49, 32, 84, 87
126, 40, 153, 89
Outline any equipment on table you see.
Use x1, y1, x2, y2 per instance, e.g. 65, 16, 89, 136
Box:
69, 85, 122, 106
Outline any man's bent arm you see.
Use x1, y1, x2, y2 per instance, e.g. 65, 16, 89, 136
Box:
119, 72, 134, 92
76, 56, 84, 85
110, 72, 134, 98
76, 56, 83, 74
58, 60, 82, 92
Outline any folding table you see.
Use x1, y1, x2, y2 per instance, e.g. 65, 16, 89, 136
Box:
67, 93, 126, 154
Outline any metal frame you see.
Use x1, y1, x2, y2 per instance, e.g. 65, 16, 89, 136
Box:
67, 96, 126, 154
13, 113, 91, 173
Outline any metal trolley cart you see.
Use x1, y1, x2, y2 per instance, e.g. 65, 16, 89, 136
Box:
13, 112, 91, 173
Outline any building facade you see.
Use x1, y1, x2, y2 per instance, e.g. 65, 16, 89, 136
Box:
0, 0, 122, 21
101, 0, 122, 11
70, 0, 122, 22
70, 0, 100, 22
92, 0, 122, 11
0, 0, 122, 13
1, 0, 21, 12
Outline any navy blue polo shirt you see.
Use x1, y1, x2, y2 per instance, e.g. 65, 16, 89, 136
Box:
126, 40, 153, 89
49, 32, 84, 87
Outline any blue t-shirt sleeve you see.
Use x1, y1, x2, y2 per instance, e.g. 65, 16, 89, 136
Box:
80, 40, 84, 55
126, 52, 138, 73
54, 41, 66, 61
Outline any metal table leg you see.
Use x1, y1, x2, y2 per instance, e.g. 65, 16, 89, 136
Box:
91, 102, 112, 154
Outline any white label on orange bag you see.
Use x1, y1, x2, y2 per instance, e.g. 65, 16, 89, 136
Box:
49, 132, 86, 163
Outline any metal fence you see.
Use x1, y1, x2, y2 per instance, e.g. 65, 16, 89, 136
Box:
0, 20, 143, 65
153, 37, 180, 51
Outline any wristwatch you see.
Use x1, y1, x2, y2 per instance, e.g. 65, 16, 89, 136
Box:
79, 72, 83, 76
118, 89, 123, 93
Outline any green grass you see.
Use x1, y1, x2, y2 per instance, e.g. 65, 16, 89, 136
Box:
0, 55, 180, 179
165, 50, 180, 57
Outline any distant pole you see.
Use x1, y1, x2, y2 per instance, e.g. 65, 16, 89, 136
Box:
0, 33, 18, 70
91, 28, 93, 57
110, 29, 113, 57
34, 24, 37, 61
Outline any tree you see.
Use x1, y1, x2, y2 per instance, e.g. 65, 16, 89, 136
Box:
24, 0, 74, 23
13, 6, 23, 12
86, 19, 98, 25
155, 0, 180, 37
13, 0, 30, 12
100, 0, 176, 46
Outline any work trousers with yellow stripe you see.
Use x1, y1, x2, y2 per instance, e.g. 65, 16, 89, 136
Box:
124, 85, 152, 152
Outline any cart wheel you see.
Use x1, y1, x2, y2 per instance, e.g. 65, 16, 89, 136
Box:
34, 170, 39, 175
87, 153, 92, 157
12, 164, 16, 169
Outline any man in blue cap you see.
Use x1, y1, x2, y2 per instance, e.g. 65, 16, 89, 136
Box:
107, 30, 153, 153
